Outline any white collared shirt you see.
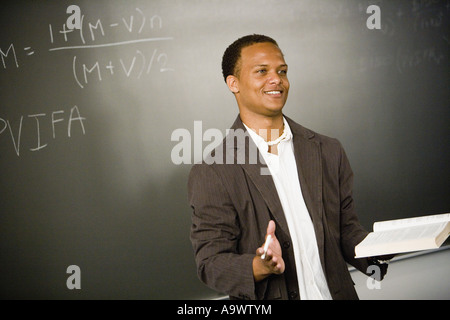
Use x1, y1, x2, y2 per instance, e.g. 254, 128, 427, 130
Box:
244, 118, 332, 300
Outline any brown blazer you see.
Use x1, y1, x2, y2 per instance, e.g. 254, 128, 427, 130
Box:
188, 115, 375, 300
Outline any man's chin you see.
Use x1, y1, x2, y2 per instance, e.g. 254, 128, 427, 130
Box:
264, 104, 285, 116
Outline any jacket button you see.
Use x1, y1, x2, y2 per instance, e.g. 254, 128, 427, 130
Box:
283, 241, 291, 249
289, 290, 298, 300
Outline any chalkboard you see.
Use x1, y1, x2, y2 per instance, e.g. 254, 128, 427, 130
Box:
0, 0, 448, 299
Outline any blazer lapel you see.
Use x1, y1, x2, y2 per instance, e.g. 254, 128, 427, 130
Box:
228, 116, 291, 237
227, 115, 326, 266
287, 117, 326, 266
241, 162, 291, 238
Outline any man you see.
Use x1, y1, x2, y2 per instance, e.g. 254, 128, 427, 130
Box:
188, 34, 389, 300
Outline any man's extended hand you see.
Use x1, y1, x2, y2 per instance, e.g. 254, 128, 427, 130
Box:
252, 220, 285, 282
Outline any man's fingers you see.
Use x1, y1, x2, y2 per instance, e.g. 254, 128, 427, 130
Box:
266, 220, 276, 236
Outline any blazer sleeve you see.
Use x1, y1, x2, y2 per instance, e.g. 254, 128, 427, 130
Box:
188, 163, 257, 299
337, 142, 389, 279
337, 142, 371, 272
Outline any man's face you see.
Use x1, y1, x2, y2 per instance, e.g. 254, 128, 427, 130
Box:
228, 42, 289, 118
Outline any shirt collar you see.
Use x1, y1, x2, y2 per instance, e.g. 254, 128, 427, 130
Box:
243, 117, 293, 153
282, 117, 293, 141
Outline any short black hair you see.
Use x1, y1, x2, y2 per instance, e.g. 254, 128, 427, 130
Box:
221, 34, 279, 82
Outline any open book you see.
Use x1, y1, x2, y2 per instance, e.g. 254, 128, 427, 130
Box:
355, 213, 450, 258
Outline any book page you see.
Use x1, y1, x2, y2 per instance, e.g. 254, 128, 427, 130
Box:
355, 221, 449, 258
373, 213, 450, 232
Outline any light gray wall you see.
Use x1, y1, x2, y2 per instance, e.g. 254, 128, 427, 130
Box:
351, 247, 450, 300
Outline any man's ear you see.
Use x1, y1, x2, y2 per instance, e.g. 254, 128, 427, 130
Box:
226, 75, 239, 94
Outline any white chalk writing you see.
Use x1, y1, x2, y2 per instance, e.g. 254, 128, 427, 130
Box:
0, 105, 86, 156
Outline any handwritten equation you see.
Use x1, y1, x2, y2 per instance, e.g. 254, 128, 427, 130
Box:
0, 7, 175, 156
72, 48, 172, 89
1, 7, 174, 89
356, 0, 449, 73
48, 8, 163, 47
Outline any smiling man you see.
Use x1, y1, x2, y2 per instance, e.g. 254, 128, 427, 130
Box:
188, 34, 390, 300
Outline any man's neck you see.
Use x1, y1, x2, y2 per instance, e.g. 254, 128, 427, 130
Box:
240, 112, 284, 142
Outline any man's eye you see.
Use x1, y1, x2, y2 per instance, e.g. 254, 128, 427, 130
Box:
257, 69, 267, 74
278, 69, 287, 75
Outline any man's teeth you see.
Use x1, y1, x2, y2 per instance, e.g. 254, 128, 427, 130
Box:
265, 91, 281, 94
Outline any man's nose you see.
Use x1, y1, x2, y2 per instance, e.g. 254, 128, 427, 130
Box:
268, 71, 282, 85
